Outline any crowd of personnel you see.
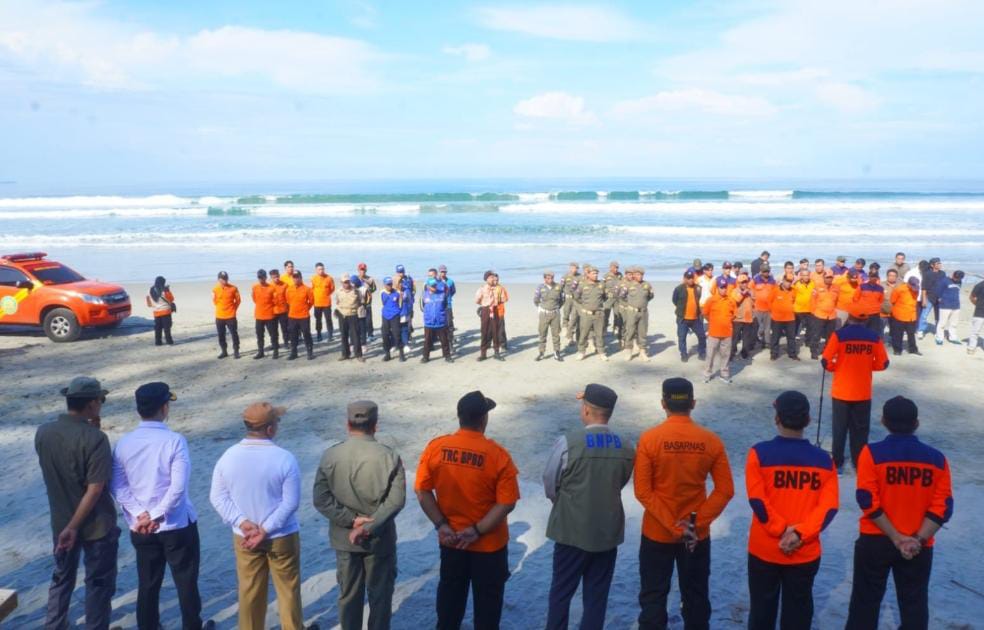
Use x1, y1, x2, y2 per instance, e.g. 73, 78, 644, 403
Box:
35, 367, 953, 630
146, 252, 984, 376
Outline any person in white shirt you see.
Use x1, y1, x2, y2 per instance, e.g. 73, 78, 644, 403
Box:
697, 263, 716, 315
111, 382, 210, 630
210, 402, 305, 630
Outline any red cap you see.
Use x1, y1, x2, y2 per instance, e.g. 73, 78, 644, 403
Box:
357, 262, 367, 270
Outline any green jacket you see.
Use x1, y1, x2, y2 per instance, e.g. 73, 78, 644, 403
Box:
313, 434, 406, 553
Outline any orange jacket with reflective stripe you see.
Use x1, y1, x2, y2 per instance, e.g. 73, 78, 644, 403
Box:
821, 325, 889, 401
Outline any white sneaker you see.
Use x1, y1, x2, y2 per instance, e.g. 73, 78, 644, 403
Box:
917, 331, 924, 340
601, 354, 609, 362
403, 345, 410, 353
643, 354, 652, 362
703, 375, 712, 383
721, 377, 733, 384
579, 352, 587, 361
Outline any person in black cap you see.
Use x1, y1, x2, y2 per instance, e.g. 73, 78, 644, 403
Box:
111, 383, 212, 630
744, 391, 839, 630
543, 384, 635, 630
213, 270, 242, 359
847, 396, 953, 630
414, 391, 520, 630
672, 270, 707, 362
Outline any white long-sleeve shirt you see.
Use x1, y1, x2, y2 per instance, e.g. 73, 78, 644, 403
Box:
209, 438, 300, 539
111, 420, 197, 531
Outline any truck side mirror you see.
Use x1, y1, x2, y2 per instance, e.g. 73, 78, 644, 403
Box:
16, 281, 33, 291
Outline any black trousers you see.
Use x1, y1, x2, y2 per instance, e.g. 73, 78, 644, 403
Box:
340, 314, 363, 358
130, 522, 203, 630
313, 306, 333, 338
847, 534, 933, 630
423, 326, 451, 359
807, 315, 836, 356
154, 315, 173, 345
276, 312, 288, 342
437, 545, 510, 630
447, 307, 455, 342
381, 317, 403, 356
831, 398, 871, 469
866, 314, 884, 338
215, 317, 239, 352
731, 321, 755, 358
255, 318, 278, 353
890, 318, 919, 353
770, 320, 798, 358
287, 316, 313, 357
362, 304, 374, 340
794, 312, 810, 337
546, 543, 617, 630
479, 308, 501, 356
44, 526, 119, 630
638, 535, 711, 630
747, 553, 820, 630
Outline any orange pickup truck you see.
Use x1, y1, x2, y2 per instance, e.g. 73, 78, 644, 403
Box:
0, 252, 131, 342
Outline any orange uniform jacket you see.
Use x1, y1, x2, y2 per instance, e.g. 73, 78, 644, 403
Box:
834, 277, 859, 310
311, 274, 335, 308
750, 277, 776, 312
793, 281, 814, 314
731, 287, 754, 323
271, 280, 289, 316
855, 282, 884, 317
634, 415, 734, 542
150, 290, 174, 317
252, 283, 276, 321
213, 284, 241, 319
746, 437, 839, 564
415, 429, 520, 552
821, 324, 889, 401
810, 271, 826, 287
286, 284, 314, 319
702, 293, 737, 338
890, 285, 918, 322
811, 285, 837, 320
855, 435, 953, 546
770, 288, 796, 323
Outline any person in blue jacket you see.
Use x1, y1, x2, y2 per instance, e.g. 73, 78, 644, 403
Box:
439, 265, 457, 346
379, 277, 405, 362
934, 270, 964, 346
420, 277, 452, 363
395, 264, 416, 345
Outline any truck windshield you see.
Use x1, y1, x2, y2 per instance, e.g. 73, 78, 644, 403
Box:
29, 264, 86, 285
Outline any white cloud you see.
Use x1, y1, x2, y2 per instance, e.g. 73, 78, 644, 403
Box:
514, 91, 597, 124
476, 5, 642, 42
814, 82, 880, 113
442, 43, 492, 62
0, 1, 380, 93
612, 89, 777, 117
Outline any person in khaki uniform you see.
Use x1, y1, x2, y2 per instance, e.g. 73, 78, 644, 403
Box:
620, 266, 655, 361
209, 402, 303, 630
560, 262, 581, 345
534, 270, 565, 362
313, 401, 406, 630
543, 384, 635, 630
334, 277, 365, 362
603, 261, 623, 340
574, 265, 612, 361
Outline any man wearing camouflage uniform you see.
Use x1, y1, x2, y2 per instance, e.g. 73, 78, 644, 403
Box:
603, 261, 623, 341
620, 266, 655, 361
534, 271, 566, 362
574, 265, 612, 361
561, 262, 581, 346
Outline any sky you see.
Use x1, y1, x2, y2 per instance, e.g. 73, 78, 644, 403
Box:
1, 0, 983, 190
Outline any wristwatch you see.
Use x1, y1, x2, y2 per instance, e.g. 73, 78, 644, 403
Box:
434, 519, 447, 530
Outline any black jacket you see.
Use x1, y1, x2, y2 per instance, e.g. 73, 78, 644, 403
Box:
672, 283, 702, 321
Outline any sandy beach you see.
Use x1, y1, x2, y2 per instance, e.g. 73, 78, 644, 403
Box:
1, 280, 981, 629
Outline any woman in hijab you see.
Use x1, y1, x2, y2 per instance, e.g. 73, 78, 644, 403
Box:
146, 275, 175, 345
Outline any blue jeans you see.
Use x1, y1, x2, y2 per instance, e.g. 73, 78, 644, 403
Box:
677, 318, 707, 357
917, 303, 935, 334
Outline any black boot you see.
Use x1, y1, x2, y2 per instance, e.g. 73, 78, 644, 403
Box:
253, 351, 264, 360
217, 350, 228, 359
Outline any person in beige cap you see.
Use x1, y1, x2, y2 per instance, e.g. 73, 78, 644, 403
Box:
313, 401, 406, 630
619, 266, 655, 361
603, 260, 623, 339
533, 270, 565, 361
210, 403, 305, 630
573, 265, 612, 361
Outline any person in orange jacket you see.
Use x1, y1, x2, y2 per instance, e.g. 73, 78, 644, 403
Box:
855, 271, 886, 338
285, 270, 314, 360
889, 277, 921, 355
833, 269, 862, 328
702, 277, 740, 383
311, 262, 335, 342
269, 269, 290, 343
731, 272, 756, 360
821, 311, 889, 471
750, 263, 777, 350
745, 391, 839, 630
770, 277, 798, 361
251, 269, 278, 359
807, 270, 838, 359
846, 396, 953, 629
213, 270, 241, 359
146, 275, 175, 346
792, 269, 814, 338
634, 378, 734, 630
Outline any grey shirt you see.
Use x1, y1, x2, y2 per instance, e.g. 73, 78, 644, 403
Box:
313, 434, 406, 554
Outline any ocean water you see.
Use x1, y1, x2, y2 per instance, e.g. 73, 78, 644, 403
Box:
2, 179, 983, 284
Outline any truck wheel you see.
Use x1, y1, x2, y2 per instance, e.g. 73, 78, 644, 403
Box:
43, 308, 81, 342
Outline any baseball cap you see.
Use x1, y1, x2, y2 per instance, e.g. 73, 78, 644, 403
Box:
347, 400, 378, 424
457, 390, 496, 422
929, 257, 941, 265
217, 271, 229, 280
243, 402, 286, 429
582, 383, 617, 410
692, 258, 702, 268
883, 396, 917, 426
60, 376, 108, 398
256, 268, 267, 279
349, 274, 359, 284
395, 264, 406, 273
357, 262, 367, 270
683, 270, 695, 279
662, 377, 694, 404
907, 276, 920, 288
438, 265, 447, 272
722, 261, 732, 268
383, 276, 393, 285
716, 277, 729, 289
135, 382, 176, 417
774, 390, 810, 426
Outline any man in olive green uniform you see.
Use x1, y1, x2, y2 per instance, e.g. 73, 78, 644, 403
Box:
560, 262, 581, 345
603, 261, 623, 340
542, 383, 635, 630
574, 265, 611, 361
534, 270, 566, 361
620, 266, 655, 361
313, 401, 406, 630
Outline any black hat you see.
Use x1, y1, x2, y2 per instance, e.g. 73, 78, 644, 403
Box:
883, 396, 917, 425
257, 268, 267, 279
583, 383, 617, 410
929, 257, 941, 264
457, 390, 496, 422
135, 382, 176, 417
774, 390, 810, 425
483, 270, 495, 280
217, 271, 229, 280
662, 377, 694, 404
683, 270, 695, 279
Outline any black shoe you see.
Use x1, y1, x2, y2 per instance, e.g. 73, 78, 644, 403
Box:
770, 355, 779, 361
911, 350, 922, 356
681, 354, 689, 363
217, 351, 228, 359
317, 333, 323, 342
307, 353, 315, 360
155, 341, 163, 346
287, 354, 297, 361
399, 354, 406, 362
811, 353, 819, 360
893, 350, 902, 356
535, 353, 544, 361
554, 353, 563, 362
698, 353, 706, 361
233, 350, 241, 359
740, 350, 749, 359
338, 356, 350, 361
165, 339, 174, 345
253, 352, 264, 360
384, 354, 391, 362
445, 357, 454, 363
478, 355, 487, 362
790, 356, 800, 361
357, 356, 365, 363
421, 357, 429, 363
203, 621, 216, 630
